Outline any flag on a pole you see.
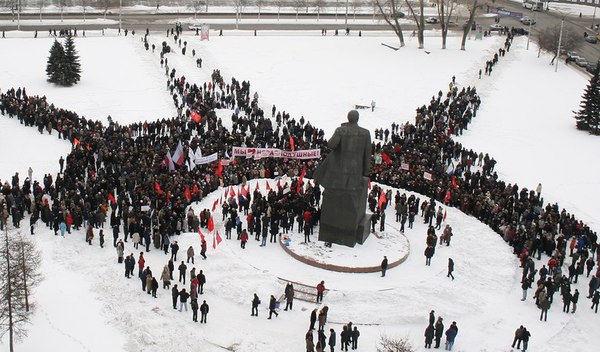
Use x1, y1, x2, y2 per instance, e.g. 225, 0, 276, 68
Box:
216, 159, 223, 179
443, 210, 447, 221
216, 230, 222, 245
207, 216, 215, 232
212, 199, 218, 212
155, 182, 164, 195
255, 182, 260, 191
229, 187, 236, 197
73, 137, 80, 146
172, 141, 185, 166
212, 233, 216, 249
451, 176, 458, 189
198, 228, 205, 241
190, 110, 202, 123
381, 152, 392, 165
266, 181, 271, 191
108, 193, 117, 205
297, 165, 306, 194
184, 187, 192, 202
378, 190, 387, 210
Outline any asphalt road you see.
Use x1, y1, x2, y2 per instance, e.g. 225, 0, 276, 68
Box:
1, 3, 599, 64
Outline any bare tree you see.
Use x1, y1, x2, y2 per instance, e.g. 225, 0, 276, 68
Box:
192, 0, 206, 19
294, 0, 307, 21
0, 231, 42, 352
232, 0, 249, 29
314, 0, 326, 21
274, 0, 284, 21
375, 0, 406, 48
405, 0, 426, 49
100, 0, 111, 20
460, 0, 480, 50
437, 0, 457, 49
59, 0, 66, 22
376, 334, 415, 352
537, 24, 580, 64
38, 0, 43, 22
256, 0, 266, 20
352, 0, 363, 20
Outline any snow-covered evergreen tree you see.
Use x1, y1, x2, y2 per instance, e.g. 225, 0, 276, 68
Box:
62, 34, 81, 86
46, 39, 65, 85
574, 62, 600, 135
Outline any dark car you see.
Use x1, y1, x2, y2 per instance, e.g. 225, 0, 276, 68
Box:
511, 27, 529, 36
586, 63, 598, 73
585, 34, 598, 44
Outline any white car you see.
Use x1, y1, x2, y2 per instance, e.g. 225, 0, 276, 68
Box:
520, 16, 536, 25
425, 17, 439, 24
489, 24, 504, 32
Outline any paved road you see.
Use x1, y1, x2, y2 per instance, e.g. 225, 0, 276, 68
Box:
1, 3, 599, 64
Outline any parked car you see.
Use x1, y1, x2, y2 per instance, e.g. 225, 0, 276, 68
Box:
489, 24, 504, 32
425, 17, 439, 24
520, 16, 536, 25
576, 57, 589, 67
567, 51, 580, 60
511, 27, 529, 36
585, 34, 598, 44
392, 12, 405, 18
586, 63, 598, 74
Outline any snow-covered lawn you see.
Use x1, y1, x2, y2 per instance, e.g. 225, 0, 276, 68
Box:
0, 28, 597, 352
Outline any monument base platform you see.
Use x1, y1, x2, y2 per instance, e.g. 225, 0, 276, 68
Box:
279, 226, 410, 273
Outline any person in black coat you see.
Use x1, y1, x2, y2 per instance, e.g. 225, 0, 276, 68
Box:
424, 324, 435, 348
328, 328, 336, 352
200, 300, 209, 323
268, 295, 279, 319
191, 299, 199, 322
434, 317, 444, 348
171, 284, 179, 309
251, 293, 261, 316
562, 289, 572, 313
429, 310, 435, 326
571, 289, 579, 313
381, 256, 388, 277
197, 270, 206, 294
447, 258, 455, 280
521, 327, 531, 351
425, 246, 434, 265
150, 277, 159, 298
310, 308, 317, 330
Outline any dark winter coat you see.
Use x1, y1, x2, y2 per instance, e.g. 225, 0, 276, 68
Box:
425, 325, 435, 343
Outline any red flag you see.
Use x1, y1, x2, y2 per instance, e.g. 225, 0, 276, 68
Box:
155, 182, 164, 195
297, 165, 306, 194
193, 184, 200, 194
443, 210, 447, 221
378, 190, 387, 210
381, 152, 392, 165
190, 110, 202, 123
108, 193, 117, 205
223, 190, 228, 200
229, 187, 236, 197
212, 233, 216, 249
212, 199, 218, 212
216, 230, 222, 245
242, 186, 249, 197
207, 216, 215, 232
184, 187, 192, 201
451, 176, 458, 189
277, 179, 281, 190
255, 182, 260, 191
289, 135, 295, 151
73, 137, 80, 146
216, 159, 223, 179
198, 228, 205, 241
166, 191, 171, 203
266, 181, 271, 190
172, 141, 185, 166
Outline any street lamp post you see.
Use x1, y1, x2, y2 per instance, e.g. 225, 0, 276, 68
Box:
592, 2, 597, 30
17, 0, 20, 30
526, 0, 539, 50
345, 0, 349, 26
119, 0, 122, 32
556, 17, 564, 73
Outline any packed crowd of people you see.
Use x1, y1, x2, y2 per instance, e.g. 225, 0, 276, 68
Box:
0, 28, 598, 351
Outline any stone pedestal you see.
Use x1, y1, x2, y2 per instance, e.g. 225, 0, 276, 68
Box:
318, 184, 370, 247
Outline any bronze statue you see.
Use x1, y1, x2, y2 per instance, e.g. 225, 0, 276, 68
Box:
313, 110, 372, 247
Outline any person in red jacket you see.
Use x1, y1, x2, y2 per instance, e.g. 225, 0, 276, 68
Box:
240, 229, 248, 249
138, 252, 145, 278
65, 211, 73, 234
316, 280, 325, 303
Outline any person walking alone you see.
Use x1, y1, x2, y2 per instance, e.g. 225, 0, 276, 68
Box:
381, 256, 388, 277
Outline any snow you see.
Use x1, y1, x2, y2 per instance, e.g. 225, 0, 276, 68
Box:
1, 22, 599, 352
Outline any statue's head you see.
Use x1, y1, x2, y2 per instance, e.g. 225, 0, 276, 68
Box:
347, 110, 359, 123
